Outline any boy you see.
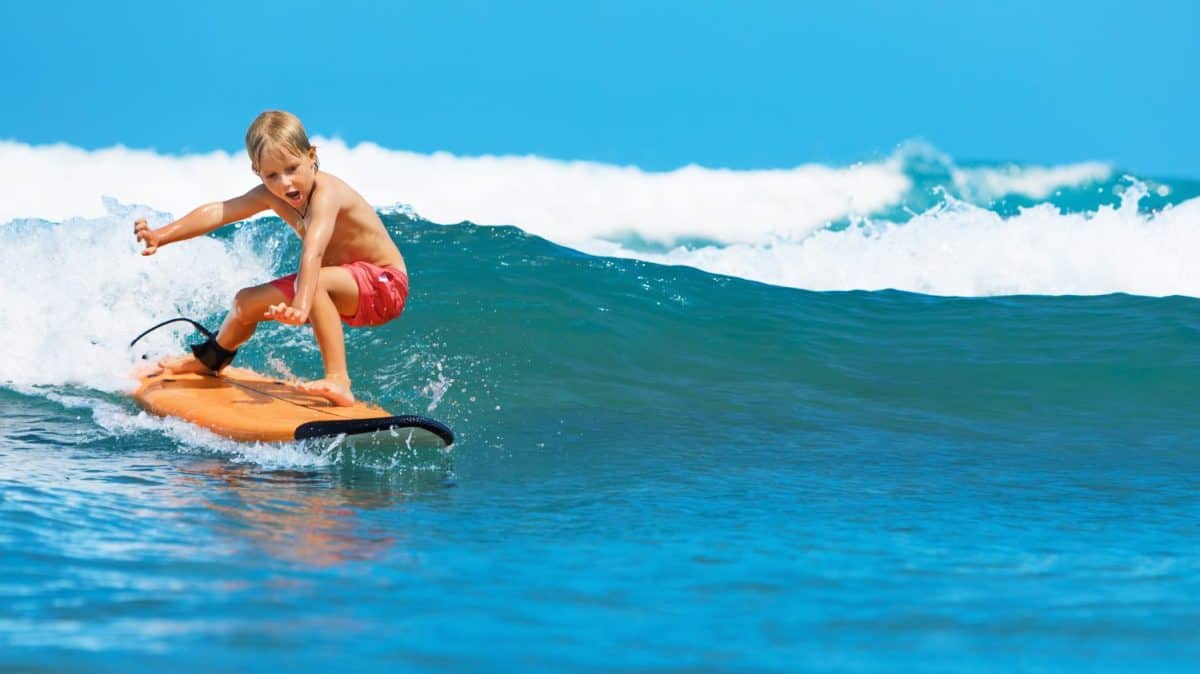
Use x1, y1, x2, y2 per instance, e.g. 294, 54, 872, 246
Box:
134, 110, 408, 406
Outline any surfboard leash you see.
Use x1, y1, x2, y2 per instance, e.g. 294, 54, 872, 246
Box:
128, 317, 215, 350
129, 317, 238, 371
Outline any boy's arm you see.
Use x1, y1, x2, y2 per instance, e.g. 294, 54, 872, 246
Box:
135, 186, 270, 255
267, 189, 337, 324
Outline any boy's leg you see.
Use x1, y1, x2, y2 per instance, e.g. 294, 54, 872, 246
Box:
160, 282, 290, 374
218, 283, 294, 349
299, 266, 360, 406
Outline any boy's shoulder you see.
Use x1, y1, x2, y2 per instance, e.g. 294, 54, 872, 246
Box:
316, 170, 352, 191
317, 171, 371, 208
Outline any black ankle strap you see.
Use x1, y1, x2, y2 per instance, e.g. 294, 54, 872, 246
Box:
190, 336, 238, 371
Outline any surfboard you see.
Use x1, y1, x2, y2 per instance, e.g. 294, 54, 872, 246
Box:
131, 366, 454, 447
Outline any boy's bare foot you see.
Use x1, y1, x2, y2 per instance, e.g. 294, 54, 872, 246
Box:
155, 354, 215, 376
300, 376, 355, 407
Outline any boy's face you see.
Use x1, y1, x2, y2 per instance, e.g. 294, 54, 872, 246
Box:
256, 147, 318, 211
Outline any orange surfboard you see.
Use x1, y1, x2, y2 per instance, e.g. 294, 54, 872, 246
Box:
131, 367, 454, 446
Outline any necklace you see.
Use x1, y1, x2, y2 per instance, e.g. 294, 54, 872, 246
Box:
291, 185, 315, 232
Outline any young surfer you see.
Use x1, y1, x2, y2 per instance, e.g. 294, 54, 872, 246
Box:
134, 110, 408, 406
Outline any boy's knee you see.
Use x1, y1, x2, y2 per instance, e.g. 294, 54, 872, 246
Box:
232, 287, 260, 320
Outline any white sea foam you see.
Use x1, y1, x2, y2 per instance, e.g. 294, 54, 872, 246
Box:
0, 138, 1175, 312
1, 138, 1122, 249
1, 138, 913, 246
0, 201, 308, 461
583, 183, 1200, 297
952, 162, 1113, 202
890, 141, 1113, 203
0, 200, 275, 392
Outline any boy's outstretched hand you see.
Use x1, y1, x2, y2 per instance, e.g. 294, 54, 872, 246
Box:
134, 218, 161, 255
265, 302, 309, 325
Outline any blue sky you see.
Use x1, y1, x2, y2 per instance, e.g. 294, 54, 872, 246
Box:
3, 0, 1196, 177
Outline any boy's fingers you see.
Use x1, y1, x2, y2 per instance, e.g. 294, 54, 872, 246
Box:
264, 304, 303, 324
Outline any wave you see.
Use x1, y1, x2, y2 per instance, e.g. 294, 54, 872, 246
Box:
0, 201, 274, 391
2, 195, 1197, 469
0, 139, 907, 245
952, 161, 1114, 202
0, 139, 1118, 247
3, 138, 1195, 302
583, 182, 1200, 297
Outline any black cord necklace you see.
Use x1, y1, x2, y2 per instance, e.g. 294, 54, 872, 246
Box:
292, 164, 318, 229
291, 183, 316, 234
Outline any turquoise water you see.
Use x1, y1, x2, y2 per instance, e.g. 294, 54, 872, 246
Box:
3, 152, 1200, 672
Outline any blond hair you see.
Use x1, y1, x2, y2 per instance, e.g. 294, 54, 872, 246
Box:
245, 110, 316, 171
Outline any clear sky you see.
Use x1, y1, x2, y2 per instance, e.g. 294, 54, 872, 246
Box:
2, 0, 1196, 177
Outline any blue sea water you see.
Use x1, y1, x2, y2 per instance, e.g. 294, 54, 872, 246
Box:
2, 146, 1200, 672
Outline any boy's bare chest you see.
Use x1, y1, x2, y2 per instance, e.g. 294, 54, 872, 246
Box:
275, 209, 377, 262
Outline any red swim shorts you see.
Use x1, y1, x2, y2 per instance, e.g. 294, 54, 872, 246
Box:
269, 262, 409, 328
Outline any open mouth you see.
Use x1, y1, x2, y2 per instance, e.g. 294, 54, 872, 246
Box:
286, 189, 302, 203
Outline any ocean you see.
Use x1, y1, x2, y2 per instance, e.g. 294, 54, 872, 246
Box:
2, 140, 1199, 672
